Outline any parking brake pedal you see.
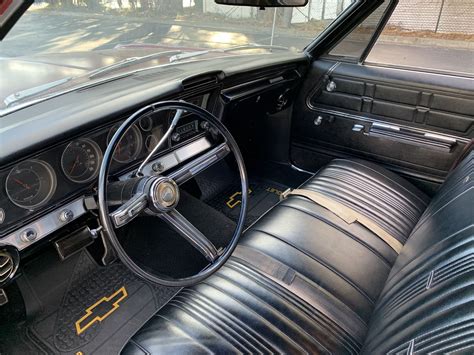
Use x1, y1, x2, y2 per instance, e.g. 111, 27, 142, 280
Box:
54, 226, 96, 260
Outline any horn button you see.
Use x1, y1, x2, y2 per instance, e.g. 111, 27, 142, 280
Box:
150, 178, 180, 212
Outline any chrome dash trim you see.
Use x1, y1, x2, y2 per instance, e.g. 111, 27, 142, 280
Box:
1, 198, 87, 251
120, 137, 212, 180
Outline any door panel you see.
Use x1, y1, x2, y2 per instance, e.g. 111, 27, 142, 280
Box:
291, 60, 474, 194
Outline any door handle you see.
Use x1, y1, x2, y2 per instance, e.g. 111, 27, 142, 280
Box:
368, 123, 456, 152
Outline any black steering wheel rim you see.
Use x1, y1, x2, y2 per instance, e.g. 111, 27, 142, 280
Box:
98, 100, 248, 287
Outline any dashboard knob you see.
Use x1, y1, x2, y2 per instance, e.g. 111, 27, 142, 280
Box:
200, 121, 210, 130
20, 228, 37, 243
152, 162, 165, 173
59, 209, 74, 223
171, 133, 181, 142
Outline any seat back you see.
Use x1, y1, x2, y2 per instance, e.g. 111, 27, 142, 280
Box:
363, 152, 474, 354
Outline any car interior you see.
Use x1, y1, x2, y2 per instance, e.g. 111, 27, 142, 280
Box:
0, 0, 472, 354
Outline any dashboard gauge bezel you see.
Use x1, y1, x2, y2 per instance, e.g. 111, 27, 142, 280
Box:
144, 134, 160, 152
61, 138, 103, 183
138, 115, 153, 132
5, 159, 57, 210
107, 124, 143, 164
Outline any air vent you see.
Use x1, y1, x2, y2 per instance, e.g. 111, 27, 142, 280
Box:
182, 73, 220, 91
0, 247, 19, 286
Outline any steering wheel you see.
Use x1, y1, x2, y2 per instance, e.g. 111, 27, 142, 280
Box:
97, 101, 248, 287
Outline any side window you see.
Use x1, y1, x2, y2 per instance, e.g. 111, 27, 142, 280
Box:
366, 0, 473, 75
328, 1, 390, 59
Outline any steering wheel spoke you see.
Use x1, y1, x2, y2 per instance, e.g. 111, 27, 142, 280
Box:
110, 192, 148, 228
168, 142, 231, 185
98, 100, 248, 287
160, 209, 221, 262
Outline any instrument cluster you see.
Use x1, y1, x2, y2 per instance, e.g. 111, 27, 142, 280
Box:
0, 94, 210, 237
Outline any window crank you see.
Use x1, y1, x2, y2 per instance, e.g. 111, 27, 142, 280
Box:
314, 116, 323, 126
313, 115, 334, 126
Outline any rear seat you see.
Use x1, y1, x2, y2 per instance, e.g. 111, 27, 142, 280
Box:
122, 153, 473, 354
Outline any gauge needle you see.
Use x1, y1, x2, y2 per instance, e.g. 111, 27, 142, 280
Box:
13, 178, 31, 190
70, 155, 80, 174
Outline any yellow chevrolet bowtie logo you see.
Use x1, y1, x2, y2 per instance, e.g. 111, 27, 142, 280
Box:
226, 189, 252, 209
75, 286, 128, 335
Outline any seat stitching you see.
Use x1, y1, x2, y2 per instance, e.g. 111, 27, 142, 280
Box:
177, 289, 281, 353
375, 236, 473, 316
365, 282, 474, 350
280, 202, 395, 267
319, 163, 429, 210
302, 181, 413, 240
166, 299, 252, 353
415, 319, 474, 354
128, 338, 150, 355
312, 173, 422, 222
227, 257, 368, 336
248, 227, 376, 305
384, 224, 474, 294
412, 187, 473, 235
195, 279, 308, 353
175, 290, 268, 353
202, 269, 336, 353
151, 313, 218, 353
222, 261, 362, 353
330, 159, 429, 206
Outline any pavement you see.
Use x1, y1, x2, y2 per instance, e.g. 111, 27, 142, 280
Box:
1, 9, 472, 75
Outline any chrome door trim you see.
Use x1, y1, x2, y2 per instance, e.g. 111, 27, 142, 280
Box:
306, 106, 470, 144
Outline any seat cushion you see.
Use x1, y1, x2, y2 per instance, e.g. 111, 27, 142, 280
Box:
122, 159, 431, 354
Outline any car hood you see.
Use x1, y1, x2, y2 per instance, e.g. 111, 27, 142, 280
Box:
0, 44, 224, 108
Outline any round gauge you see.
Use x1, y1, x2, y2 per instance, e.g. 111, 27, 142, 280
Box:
145, 134, 159, 152
61, 138, 102, 183
139, 115, 153, 132
5, 160, 57, 210
107, 124, 143, 163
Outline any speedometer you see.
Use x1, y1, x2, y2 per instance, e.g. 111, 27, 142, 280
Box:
107, 124, 142, 163
5, 160, 57, 210
61, 138, 102, 183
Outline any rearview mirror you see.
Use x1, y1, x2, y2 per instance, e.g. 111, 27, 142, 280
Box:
215, 0, 308, 7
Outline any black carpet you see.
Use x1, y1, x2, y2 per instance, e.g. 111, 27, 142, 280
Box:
119, 190, 237, 279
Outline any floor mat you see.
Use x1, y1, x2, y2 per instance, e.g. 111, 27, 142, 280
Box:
7, 248, 179, 355
194, 160, 310, 229
205, 177, 288, 228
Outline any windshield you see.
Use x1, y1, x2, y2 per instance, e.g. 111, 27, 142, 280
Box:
0, 0, 351, 109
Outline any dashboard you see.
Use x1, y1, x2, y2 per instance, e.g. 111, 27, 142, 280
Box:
0, 52, 308, 262
0, 93, 213, 249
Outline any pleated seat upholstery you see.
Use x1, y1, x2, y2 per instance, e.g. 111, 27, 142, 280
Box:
303, 159, 430, 246
122, 154, 473, 354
